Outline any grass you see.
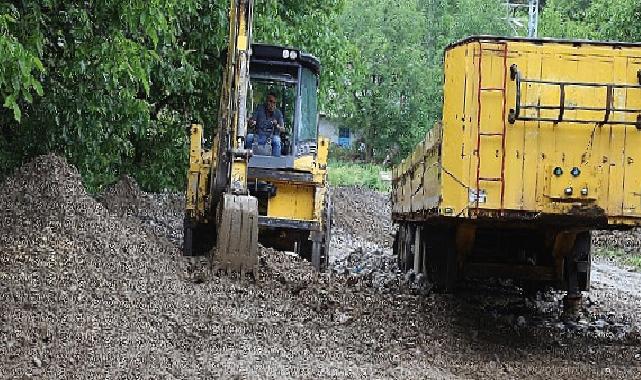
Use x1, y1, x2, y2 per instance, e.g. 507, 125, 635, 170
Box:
626, 255, 641, 269
593, 247, 641, 270
327, 160, 391, 192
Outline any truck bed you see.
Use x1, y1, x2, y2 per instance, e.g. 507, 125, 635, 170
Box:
392, 36, 641, 229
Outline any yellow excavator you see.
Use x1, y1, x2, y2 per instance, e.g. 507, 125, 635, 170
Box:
183, 0, 331, 274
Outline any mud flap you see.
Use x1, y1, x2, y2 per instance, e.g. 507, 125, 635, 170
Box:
213, 194, 259, 276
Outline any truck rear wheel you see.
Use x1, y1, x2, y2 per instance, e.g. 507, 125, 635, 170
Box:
423, 225, 458, 292
395, 223, 458, 291
395, 223, 416, 272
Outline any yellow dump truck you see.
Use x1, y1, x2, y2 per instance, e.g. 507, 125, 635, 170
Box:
392, 36, 641, 308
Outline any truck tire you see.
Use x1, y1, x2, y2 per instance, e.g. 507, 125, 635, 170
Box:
424, 225, 458, 292
572, 230, 592, 291
395, 223, 416, 272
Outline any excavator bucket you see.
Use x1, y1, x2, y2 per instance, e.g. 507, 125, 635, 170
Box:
213, 193, 259, 276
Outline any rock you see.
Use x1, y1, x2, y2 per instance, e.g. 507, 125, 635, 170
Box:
2, 156, 640, 379
405, 270, 417, 283
335, 311, 352, 325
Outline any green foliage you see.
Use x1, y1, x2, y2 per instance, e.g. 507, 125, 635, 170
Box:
254, 0, 348, 112
0, 0, 347, 192
628, 255, 641, 270
338, 0, 432, 162
338, 0, 510, 163
0, 5, 44, 122
594, 247, 641, 270
328, 160, 390, 191
540, 0, 641, 41
328, 144, 364, 163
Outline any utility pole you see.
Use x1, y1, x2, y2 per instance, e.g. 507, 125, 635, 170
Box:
527, 0, 539, 38
506, 0, 539, 38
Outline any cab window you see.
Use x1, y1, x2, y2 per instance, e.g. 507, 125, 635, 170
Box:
299, 68, 318, 142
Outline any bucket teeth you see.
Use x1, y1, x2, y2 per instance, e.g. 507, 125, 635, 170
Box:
212, 194, 259, 277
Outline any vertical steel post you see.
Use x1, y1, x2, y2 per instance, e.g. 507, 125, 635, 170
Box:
527, 0, 539, 38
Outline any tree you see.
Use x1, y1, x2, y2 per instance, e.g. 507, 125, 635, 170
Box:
0, 0, 348, 191
338, 0, 510, 162
540, 0, 641, 41
254, 0, 348, 112
337, 0, 432, 161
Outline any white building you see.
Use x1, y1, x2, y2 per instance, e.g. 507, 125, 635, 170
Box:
318, 115, 360, 147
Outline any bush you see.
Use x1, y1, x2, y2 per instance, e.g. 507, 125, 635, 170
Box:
328, 143, 363, 162
327, 160, 390, 191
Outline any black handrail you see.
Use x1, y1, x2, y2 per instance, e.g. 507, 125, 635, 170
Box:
508, 64, 641, 128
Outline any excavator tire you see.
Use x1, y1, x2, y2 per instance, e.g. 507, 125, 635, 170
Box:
320, 192, 333, 272
212, 193, 259, 277
305, 192, 332, 272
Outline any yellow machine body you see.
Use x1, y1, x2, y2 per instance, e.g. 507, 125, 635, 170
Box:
185, 36, 331, 270
247, 137, 331, 270
393, 37, 641, 226
256, 139, 329, 222
392, 37, 641, 297
187, 135, 330, 229
182, 0, 259, 276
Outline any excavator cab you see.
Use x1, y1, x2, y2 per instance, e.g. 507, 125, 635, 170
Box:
247, 44, 320, 165
246, 44, 331, 270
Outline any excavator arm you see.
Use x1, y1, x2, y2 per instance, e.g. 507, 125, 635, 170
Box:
184, 0, 258, 276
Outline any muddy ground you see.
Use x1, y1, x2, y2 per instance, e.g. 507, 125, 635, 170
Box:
1, 156, 641, 379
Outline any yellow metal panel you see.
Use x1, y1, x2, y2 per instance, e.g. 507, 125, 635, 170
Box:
502, 49, 530, 210
393, 38, 641, 227
519, 53, 543, 211
294, 155, 314, 171
317, 137, 330, 166
605, 58, 627, 216
237, 36, 248, 51
624, 59, 641, 215
267, 183, 315, 221
230, 160, 247, 191
441, 44, 471, 215
462, 45, 477, 214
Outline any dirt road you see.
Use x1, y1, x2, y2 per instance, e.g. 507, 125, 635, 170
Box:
1, 157, 640, 379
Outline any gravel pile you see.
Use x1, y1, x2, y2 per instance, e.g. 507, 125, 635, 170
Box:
98, 175, 184, 246
0, 155, 182, 378
1, 156, 640, 379
329, 186, 409, 292
0, 156, 447, 379
331, 187, 395, 248
593, 229, 641, 253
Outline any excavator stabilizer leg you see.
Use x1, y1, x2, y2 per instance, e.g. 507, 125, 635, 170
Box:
213, 193, 259, 276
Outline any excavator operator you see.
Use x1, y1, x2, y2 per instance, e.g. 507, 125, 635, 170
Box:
245, 92, 285, 156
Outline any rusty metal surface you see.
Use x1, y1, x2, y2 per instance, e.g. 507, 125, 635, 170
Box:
391, 208, 640, 230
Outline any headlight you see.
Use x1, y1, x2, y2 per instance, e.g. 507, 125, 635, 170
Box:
282, 49, 290, 59
564, 187, 573, 196
290, 51, 298, 59
581, 188, 589, 196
